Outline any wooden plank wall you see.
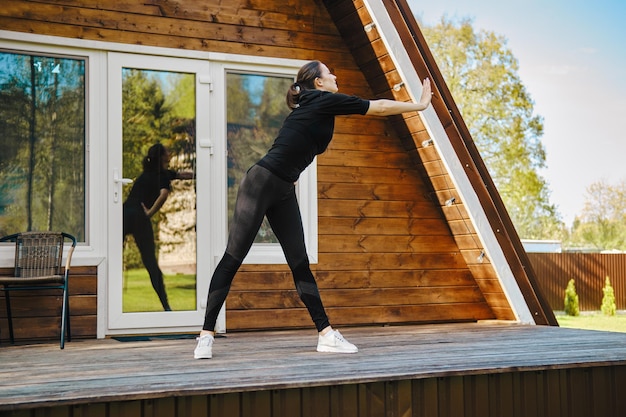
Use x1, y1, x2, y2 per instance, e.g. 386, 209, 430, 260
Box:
528, 252, 626, 311
0, 0, 496, 335
2, 366, 626, 417
323, 1, 513, 321
372, 0, 520, 321
0, 266, 97, 343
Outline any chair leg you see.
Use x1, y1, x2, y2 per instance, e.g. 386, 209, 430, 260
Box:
65, 281, 72, 342
60, 285, 70, 349
66, 287, 71, 343
5, 290, 15, 345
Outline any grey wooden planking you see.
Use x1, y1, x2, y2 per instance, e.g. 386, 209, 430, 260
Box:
1, 322, 626, 410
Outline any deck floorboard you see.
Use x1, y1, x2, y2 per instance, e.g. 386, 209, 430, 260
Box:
2, 323, 626, 410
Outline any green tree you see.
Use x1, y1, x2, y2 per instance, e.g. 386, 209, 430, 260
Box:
0, 53, 85, 238
564, 279, 579, 316
601, 276, 616, 316
421, 17, 563, 240
121, 69, 196, 267
122, 69, 174, 181
225, 73, 292, 243
164, 73, 196, 162
568, 179, 626, 251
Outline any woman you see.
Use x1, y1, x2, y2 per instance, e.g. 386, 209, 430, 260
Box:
123, 143, 192, 311
194, 61, 432, 359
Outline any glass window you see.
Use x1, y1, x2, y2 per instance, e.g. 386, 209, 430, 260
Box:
121, 68, 197, 312
226, 72, 293, 243
0, 50, 86, 240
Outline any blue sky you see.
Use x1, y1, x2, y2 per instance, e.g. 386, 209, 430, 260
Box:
407, 0, 626, 225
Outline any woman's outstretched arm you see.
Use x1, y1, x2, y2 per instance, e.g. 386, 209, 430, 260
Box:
366, 78, 432, 116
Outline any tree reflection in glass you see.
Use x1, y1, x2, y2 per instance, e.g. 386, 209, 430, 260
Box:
0, 51, 85, 239
121, 68, 196, 312
226, 72, 293, 244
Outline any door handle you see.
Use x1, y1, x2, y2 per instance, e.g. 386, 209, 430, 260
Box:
113, 169, 133, 203
114, 177, 133, 185
199, 139, 214, 155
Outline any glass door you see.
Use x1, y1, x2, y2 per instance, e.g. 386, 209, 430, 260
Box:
107, 53, 212, 333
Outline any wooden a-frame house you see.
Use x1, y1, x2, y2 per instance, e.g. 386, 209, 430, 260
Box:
0, 0, 555, 342
4, 2, 626, 417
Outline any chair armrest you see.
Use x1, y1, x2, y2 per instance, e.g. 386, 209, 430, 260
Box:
62, 233, 77, 273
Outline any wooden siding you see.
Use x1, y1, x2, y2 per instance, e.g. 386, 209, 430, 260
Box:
3, 370, 626, 417
323, 0, 518, 322
0, 266, 97, 343
528, 252, 626, 311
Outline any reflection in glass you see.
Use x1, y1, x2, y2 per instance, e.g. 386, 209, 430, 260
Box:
121, 68, 197, 312
226, 72, 293, 243
0, 51, 86, 239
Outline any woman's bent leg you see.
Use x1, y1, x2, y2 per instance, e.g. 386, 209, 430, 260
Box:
267, 187, 357, 353
266, 190, 330, 332
133, 216, 171, 311
201, 253, 241, 331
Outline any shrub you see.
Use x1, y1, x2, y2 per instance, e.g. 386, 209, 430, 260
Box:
601, 276, 617, 316
564, 279, 580, 316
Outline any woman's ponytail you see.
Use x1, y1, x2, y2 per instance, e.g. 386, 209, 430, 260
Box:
286, 82, 302, 110
285, 60, 322, 110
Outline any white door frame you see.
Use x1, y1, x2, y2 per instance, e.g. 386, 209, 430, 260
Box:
106, 52, 214, 334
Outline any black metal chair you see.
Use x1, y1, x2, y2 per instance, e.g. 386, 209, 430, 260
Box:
0, 231, 76, 349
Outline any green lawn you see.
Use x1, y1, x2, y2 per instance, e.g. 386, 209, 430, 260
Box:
123, 268, 197, 312
555, 311, 626, 333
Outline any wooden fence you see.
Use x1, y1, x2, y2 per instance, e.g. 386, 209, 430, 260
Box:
527, 253, 626, 312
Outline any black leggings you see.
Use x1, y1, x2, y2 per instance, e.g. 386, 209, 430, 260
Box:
123, 205, 171, 311
202, 164, 330, 332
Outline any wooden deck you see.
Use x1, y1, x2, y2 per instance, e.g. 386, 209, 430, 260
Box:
2, 323, 626, 416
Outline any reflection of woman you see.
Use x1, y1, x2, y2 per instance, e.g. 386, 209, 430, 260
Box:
194, 60, 432, 359
123, 143, 192, 311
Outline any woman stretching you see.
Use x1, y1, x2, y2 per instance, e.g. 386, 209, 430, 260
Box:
194, 60, 432, 359
123, 143, 192, 311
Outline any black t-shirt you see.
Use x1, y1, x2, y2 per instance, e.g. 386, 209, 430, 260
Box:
124, 169, 175, 209
257, 90, 370, 182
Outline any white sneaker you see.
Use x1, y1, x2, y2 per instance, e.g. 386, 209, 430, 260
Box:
194, 334, 214, 359
317, 330, 358, 353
